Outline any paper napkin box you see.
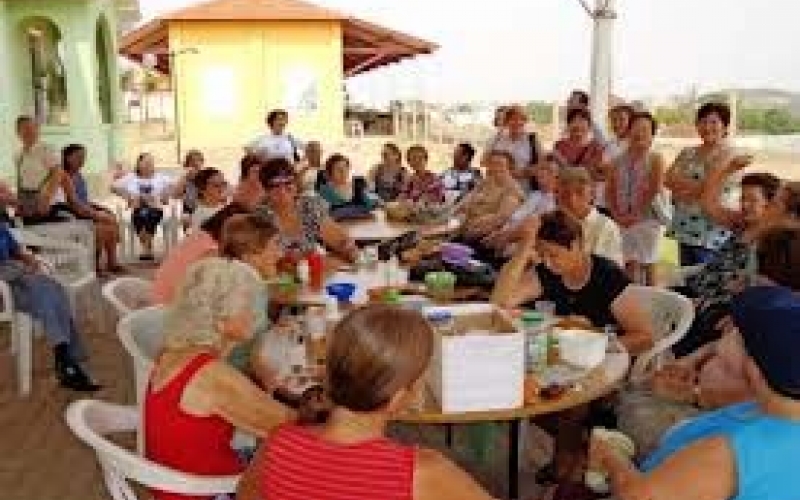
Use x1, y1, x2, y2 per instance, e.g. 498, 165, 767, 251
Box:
423, 303, 525, 413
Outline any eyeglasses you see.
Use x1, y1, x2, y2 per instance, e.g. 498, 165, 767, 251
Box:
265, 177, 295, 190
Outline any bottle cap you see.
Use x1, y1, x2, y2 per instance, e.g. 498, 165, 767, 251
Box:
521, 310, 545, 325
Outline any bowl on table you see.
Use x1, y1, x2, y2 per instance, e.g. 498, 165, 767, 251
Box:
553, 328, 608, 369
326, 282, 357, 304
424, 271, 457, 302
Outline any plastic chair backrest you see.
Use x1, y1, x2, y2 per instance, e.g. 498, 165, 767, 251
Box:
65, 399, 239, 500
103, 277, 154, 317
628, 285, 695, 382
117, 306, 166, 405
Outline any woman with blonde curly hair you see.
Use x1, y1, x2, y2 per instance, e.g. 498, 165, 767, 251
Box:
144, 257, 293, 500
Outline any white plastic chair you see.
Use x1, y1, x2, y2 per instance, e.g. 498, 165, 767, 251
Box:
11, 228, 97, 315
65, 399, 240, 500
117, 306, 165, 406
102, 277, 153, 318
115, 200, 181, 261
628, 285, 695, 382
0, 281, 34, 396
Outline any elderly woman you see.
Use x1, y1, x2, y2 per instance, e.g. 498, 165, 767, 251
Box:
316, 154, 377, 212
256, 157, 357, 262
666, 102, 736, 266
593, 285, 800, 500
486, 104, 542, 189
554, 107, 606, 207
398, 145, 445, 205
145, 257, 293, 500
368, 142, 408, 202
457, 150, 524, 239
111, 152, 173, 260
605, 111, 666, 285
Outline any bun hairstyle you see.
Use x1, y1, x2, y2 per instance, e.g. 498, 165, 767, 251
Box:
296, 304, 434, 424
134, 152, 152, 176
537, 209, 584, 249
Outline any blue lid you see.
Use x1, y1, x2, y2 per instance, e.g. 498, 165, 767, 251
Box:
426, 311, 453, 323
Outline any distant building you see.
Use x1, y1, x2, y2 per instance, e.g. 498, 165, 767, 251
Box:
0, 0, 140, 184
120, 0, 436, 154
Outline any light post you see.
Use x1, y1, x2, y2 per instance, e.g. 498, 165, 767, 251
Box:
574, 0, 617, 134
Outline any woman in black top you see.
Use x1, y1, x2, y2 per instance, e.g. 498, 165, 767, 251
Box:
492, 209, 653, 355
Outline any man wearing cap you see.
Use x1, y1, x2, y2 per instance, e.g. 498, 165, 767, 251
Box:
593, 285, 800, 500
557, 166, 623, 266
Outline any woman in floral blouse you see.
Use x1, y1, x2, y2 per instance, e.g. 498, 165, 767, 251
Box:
398, 145, 445, 205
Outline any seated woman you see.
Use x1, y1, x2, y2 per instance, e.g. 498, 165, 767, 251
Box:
237, 305, 496, 500
111, 153, 173, 261
456, 150, 524, 240
189, 168, 228, 230
398, 144, 446, 205
232, 154, 267, 210
60, 144, 123, 274
145, 257, 293, 500
255, 157, 358, 262
593, 285, 800, 500
171, 150, 204, 230
316, 153, 377, 212
369, 142, 408, 202
484, 154, 559, 255
671, 157, 798, 356
492, 209, 653, 354
0, 223, 99, 391
152, 203, 250, 304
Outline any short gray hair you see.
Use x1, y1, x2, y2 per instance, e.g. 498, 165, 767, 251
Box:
164, 257, 262, 350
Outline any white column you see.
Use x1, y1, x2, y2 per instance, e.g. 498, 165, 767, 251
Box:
0, 0, 15, 182
589, 0, 615, 135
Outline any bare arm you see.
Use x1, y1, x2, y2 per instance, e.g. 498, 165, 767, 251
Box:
186, 361, 294, 438
605, 161, 622, 220
415, 448, 495, 500
700, 155, 752, 230
593, 435, 735, 500
635, 152, 666, 216
666, 150, 702, 202
319, 217, 358, 263
610, 288, 655, 356
60, 174, 94, 219
491, 237, 542, 309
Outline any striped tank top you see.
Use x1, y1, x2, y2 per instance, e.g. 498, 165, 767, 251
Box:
262, 424, 416, 500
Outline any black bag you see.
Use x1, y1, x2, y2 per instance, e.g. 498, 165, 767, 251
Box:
408, 257, 497, 290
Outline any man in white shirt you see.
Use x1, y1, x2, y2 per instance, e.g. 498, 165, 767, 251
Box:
557, 166, 624, 266
14, 115, 65, 224
245, 109, 303, 163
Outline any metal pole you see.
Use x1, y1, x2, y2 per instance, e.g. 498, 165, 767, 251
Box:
589, 0, 616, 136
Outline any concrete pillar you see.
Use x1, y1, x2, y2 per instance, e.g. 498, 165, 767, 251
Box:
589, 0, 616, 137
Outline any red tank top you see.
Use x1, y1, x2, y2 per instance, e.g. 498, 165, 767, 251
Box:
144, 352, 243, 500
262, 424, 416, 500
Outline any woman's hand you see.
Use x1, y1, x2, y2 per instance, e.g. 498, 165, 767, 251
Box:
651, 368, 696, 404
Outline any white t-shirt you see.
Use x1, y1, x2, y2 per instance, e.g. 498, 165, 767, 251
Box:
582, 208, 624, 267
246, 133, 302, 162
113, 172, 173, 199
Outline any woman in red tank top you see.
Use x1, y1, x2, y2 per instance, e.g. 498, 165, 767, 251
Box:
144, 257, 293, 500
236, 305, 495, 500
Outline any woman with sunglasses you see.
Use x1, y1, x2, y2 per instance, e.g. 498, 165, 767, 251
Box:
256, 158, 357, 262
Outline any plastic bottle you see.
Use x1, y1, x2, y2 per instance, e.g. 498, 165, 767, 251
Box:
521, 310, 547, 373
307, 251, 324, 292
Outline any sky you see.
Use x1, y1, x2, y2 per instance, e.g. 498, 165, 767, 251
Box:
139, 0, 800, 105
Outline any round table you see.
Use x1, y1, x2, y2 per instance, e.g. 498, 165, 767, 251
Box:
343, 211, 460, 242
395, 350, 631, 499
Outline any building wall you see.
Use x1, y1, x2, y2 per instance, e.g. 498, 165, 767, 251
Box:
0, 0, 125, 191
169, 20, 345, 153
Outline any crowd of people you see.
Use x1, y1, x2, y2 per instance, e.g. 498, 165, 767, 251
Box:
7, 91, 800, 500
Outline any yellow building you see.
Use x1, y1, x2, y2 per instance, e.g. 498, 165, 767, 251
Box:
120, 0, 435, 154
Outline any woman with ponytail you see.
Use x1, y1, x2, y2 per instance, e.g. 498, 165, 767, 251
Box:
237, 304, 495, 500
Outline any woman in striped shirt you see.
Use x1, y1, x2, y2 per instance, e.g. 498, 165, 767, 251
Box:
237, 305, 495, 500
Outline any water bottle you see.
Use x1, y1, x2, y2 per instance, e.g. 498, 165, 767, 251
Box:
521, 311, 547, 373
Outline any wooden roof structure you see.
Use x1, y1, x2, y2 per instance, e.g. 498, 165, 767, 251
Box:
119, 0, 437, 76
